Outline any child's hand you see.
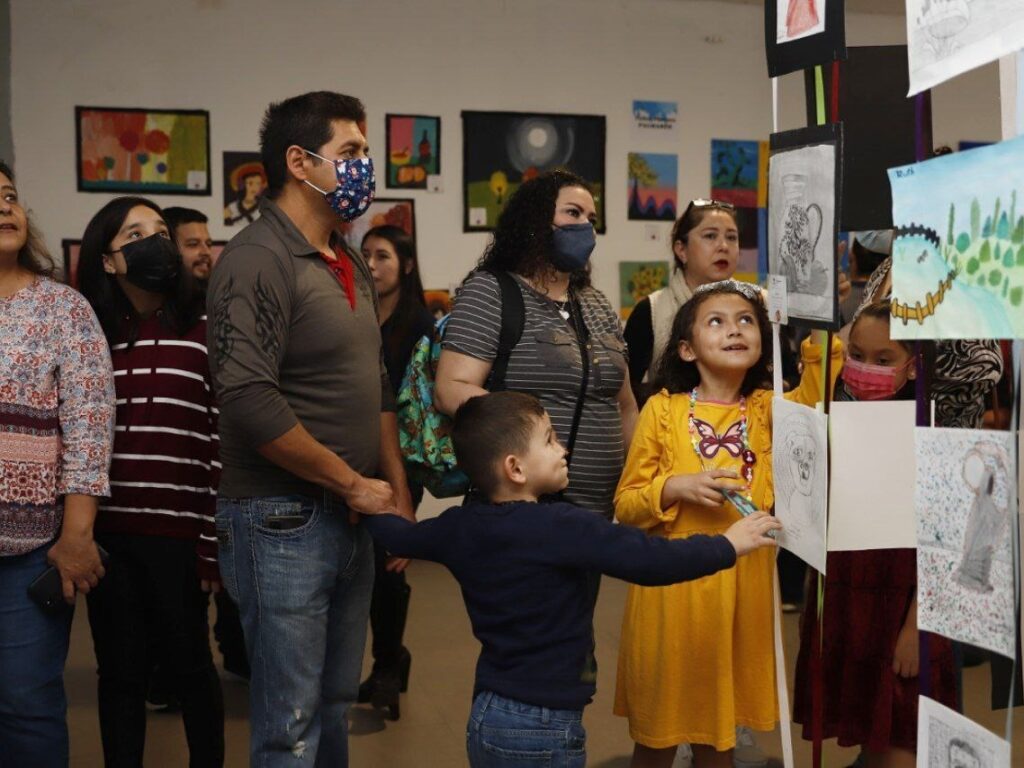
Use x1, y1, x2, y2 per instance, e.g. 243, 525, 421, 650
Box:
723, 512, 781, 556
665, 470, 744, 507
892, 625, 919, 678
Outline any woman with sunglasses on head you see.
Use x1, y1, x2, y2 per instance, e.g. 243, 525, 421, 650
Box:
76, 197, 224, 766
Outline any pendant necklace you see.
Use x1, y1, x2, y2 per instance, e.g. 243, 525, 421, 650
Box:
686, 386, 757, 504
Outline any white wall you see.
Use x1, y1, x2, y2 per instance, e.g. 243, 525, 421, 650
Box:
10, 0, 1001, 307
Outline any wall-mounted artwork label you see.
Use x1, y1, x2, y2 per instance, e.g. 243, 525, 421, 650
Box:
462, 111, 605, 232
889, 134, 1024, 340
777, 0, 825, 43
76, 107, 210, 195
915, 427, 1017, 659
907, 0, 1024, 96
222, 152, 267, 226
627, 153, 677, 221
338, 198, 415, 256
619, 261, 669, 320
386, 115, 440, 190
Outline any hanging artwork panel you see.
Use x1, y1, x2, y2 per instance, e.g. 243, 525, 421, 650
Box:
222, 151, 267, 226
915, 427, 1017, 659
906, 0, 1024, 96
772, 398, 828, 574
337, 198, 416, 255
888, 134, 1024, 340
76, 106, 210, 195
768, 123, 843, 328
765, 0, 846, 77
619, 261, 669, 320
386, 115, 440, 190
710, 139, 770, 281
462, 111, 606, 232
627, 153, 677, 221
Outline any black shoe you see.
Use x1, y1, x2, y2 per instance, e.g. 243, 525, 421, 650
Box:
359, 648, 412, 719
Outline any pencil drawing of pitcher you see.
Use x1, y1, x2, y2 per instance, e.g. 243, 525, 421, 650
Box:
954, 445, 1010, 594
778, 173, 824, 293
786, 0, 820, 38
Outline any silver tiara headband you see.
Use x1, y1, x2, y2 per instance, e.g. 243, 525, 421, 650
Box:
691, 279, 762, 302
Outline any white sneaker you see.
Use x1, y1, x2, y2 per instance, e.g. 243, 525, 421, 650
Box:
673, 743, 694, 768
733, 726, 767, 768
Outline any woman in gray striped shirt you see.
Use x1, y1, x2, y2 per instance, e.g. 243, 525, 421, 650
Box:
436, 171, 638, 518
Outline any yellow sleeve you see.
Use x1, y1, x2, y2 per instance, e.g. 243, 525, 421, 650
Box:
614, 392, 679, 530
785, 334, 844, 408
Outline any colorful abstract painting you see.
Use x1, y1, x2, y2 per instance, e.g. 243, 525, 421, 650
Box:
889, 135, 1024, 340
337, 198, 415, 255
711, 139, 770, 280
76, 107, 210, 194
462, 111, 605, 232
915, 427, 1017, 659
619, 261, 669, 320
627, 153, 677, 221
424, 289, 451, 320
222, 151, 266, 226
386, 115, 440, 190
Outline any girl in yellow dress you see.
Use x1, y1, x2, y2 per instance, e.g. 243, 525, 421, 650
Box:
614, 280, 842, 767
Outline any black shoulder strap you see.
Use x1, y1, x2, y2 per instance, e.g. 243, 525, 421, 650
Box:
483, 269, 525, 392
564, 293, 590, 466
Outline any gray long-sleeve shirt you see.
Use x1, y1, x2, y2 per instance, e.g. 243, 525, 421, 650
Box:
206, 199, 392, 498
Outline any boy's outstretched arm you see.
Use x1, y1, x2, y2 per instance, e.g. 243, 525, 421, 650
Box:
361, 513, 445, 562
552, 506, 780, 587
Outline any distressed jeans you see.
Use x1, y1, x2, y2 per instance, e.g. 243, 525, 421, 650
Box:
215, 493, 374, 767
466, 691, 587, 767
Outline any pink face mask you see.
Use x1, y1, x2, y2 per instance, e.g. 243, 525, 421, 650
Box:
841, 357, 913, 401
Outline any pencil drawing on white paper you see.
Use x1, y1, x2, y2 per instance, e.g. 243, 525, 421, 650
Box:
914, 428, 1017, 659
772, 398, 828, 574
907, 0, 1024, 95
918, 696, 1011, 768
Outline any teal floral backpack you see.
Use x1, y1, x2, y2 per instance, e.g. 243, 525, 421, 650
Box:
396, 270, 524, 498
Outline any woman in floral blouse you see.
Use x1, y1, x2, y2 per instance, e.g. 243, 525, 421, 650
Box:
0, 160, 115, 765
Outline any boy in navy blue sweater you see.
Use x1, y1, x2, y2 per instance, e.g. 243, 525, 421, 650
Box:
362, 391, 780, 767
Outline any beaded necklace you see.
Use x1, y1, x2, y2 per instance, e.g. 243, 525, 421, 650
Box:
686, 386, 757, 503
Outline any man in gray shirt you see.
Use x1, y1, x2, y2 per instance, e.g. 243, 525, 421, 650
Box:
207, 91, 413, 766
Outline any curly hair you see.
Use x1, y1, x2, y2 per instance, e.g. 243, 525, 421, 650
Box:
474, 169, 593, 290
0, 160, 55, 277
653, 282, 772, 396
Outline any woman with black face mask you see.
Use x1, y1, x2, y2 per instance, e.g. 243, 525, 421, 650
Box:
76, 197, 224, 767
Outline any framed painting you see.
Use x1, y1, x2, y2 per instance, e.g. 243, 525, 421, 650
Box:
619, 261, 669, 320
337, 198, 415, 255
386, 115, 440, 190
766, 0, 846, 77
222, 151, 267, 226
462, 111, 606, 232
76, 106, 211, 195
768, 122, 843, 329
627, 153, 677, 221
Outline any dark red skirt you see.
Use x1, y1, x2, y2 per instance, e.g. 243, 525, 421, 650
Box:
792, 549, 958, 752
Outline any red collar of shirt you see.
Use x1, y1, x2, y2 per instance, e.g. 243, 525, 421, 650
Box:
318, 245, 357, 310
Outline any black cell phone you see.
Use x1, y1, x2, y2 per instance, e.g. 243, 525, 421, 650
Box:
265, 515, 306, 531
27, 544, 110, 613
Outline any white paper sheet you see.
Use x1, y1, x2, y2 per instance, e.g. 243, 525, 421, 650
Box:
917, 696, 1011, 768
907, 0, 1024, 96
827, 400, 918, 551
773, 398, 828, 573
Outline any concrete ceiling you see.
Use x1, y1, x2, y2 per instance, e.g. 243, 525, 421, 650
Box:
716, 0, 900, 15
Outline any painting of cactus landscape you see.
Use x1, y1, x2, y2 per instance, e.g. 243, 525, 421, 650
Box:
906, 0, 1024, 96
889, 135, 1024, 339
627, 153, 677, 221
462, 111, 605, 232
768, 124, 842, 328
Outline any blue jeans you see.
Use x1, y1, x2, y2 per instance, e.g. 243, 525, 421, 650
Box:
0, 544, 74, 767
466, 692, 586, 767
215, 493, 374, 767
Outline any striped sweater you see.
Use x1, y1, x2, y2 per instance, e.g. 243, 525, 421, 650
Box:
1, 278, 115, 556
98, 314, 219, 577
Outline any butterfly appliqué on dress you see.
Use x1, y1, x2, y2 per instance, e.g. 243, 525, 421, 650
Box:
691, 418, 744, 459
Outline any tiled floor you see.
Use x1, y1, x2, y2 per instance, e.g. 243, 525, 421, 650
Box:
65, 560, 1022, 766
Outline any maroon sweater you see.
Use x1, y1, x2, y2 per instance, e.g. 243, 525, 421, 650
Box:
96, 315, 218, 579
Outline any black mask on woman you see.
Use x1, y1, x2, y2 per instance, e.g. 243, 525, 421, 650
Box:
117, 235, 181, 293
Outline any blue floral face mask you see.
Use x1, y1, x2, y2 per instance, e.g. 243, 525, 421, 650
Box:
303, 150, 375, 221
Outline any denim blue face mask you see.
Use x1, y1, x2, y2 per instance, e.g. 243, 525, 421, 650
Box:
303, 150, 375, 221
550, 223, 596, 272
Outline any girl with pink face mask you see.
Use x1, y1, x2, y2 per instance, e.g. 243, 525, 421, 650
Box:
792, 300, 957, 768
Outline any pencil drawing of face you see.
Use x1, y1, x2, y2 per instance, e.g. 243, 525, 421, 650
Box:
954, 443, 1010, 594
947, 737, 982, 768
787, 430, 817, 497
